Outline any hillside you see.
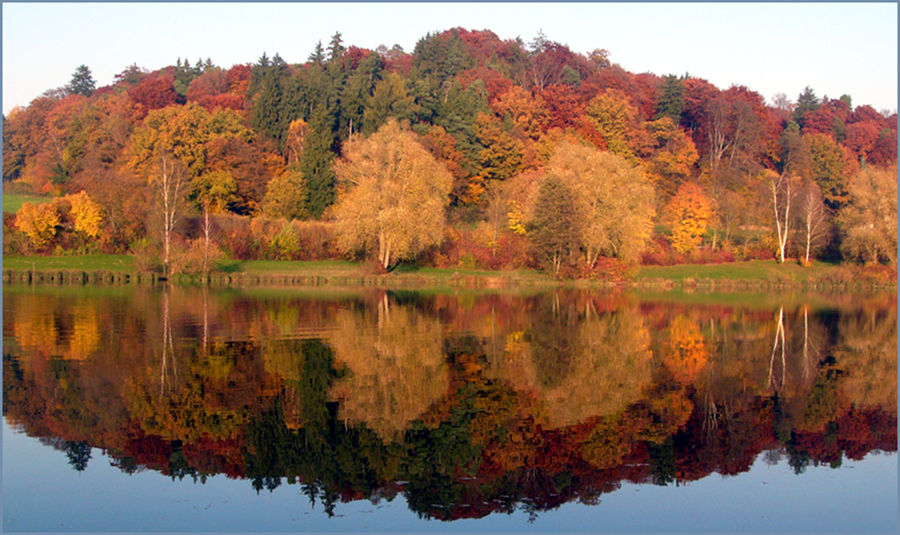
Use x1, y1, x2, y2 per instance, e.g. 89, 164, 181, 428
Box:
3, 28, 897, 277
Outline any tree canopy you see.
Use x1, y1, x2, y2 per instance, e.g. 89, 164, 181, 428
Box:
332, 119, 453, 270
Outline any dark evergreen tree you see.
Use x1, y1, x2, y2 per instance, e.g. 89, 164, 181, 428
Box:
173, 57, 197, 97
67, 64, 96, 97
655, 74, 685, 121
795, 86, 821, 127
327, 32, 345, 63
339, 53, 383, 140
301, 107, 338, 217
529, 176, 580, 276
435, 79, 491, 176
249, 53, 295, 151
308, 41, 325, 65
411, 30, 473, 84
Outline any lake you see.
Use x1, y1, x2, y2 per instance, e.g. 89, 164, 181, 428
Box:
2, 283, 896, 532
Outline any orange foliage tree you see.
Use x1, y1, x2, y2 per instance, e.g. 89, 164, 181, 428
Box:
663, 182, 715, 255
15, 202, 60, 249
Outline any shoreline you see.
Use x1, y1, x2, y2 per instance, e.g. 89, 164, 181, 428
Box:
2, 256, 896, 292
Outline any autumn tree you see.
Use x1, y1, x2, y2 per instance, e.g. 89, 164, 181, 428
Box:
584, 89, 641, 160
491, 85, 548, 141
65, 190, 103, 239
763, 168, 799, 264
643, 117, 699, 199
332, 119, 453, 270
128, 103, 247, 272
262, 168, 308, 221
128, 73, 178, 116
419, 125, 468, 205
546, 141, 656, 266
663, 181, 715, 255
529, 176, 580, 276
284, 119, 308, 166
472, 112, 524, 200
796, 182, 828, 264
839, 165, 897, 266
191, 169, 237, 272
15, 201, 60, 249
147, 151, 188, 274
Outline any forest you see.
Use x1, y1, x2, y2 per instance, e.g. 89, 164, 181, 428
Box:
3, 28, 897, 277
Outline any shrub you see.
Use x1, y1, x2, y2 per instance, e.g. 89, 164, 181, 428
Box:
169, 237, 224, 275
132, 238, 163, 273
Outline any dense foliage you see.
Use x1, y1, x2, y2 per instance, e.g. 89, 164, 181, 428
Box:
3, 29, 897, 275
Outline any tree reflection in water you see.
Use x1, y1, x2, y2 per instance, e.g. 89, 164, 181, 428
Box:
2, 286, 896, 521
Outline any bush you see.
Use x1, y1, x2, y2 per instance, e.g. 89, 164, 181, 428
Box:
269, 222, 301, 260
423, 226, 533, 271
214, 214, 338, 262
573, 256, 631, 282
169, 237, 224, 275
3, 212, 31, 255
640, 236, 685, 266
131, 238, 162, 273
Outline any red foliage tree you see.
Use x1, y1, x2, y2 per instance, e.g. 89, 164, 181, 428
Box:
843, 121, 882, 160
541, 83, 583, 130
128, 73, 178, 117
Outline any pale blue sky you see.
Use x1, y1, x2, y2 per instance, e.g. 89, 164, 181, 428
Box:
2, 2, 897, 115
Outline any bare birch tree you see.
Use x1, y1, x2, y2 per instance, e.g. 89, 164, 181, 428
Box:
796, 183, 828, 264
764, 169, 799, 263
152, 151, 188, 276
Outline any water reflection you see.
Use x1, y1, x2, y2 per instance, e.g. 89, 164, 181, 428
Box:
3, 285, 896, 521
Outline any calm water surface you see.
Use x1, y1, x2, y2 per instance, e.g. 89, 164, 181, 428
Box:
2, 284, 897, 532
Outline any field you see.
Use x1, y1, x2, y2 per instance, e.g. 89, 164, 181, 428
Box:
3, 194, 53, 214
634, 259, 841, 284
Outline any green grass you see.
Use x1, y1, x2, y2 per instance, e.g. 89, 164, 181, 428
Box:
3, 253, 891, 291
216, 259, 362, 276
633, 259, 841, 284
3, 254, 134, 272
2, 194, 53, 214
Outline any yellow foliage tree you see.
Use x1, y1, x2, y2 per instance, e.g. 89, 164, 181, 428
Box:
262, 168, 308, 221
547, 141, 656, 265
663, 181, 715, 254
491, 85, 548, 141
839, 165, 898, 266
15, 201, 60, 248
585, 89, 641, 160
333, 119, 453, 270
643, 117, 700, 199
65, 191, 103, 238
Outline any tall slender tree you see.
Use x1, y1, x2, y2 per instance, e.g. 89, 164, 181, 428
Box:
67, 65, 96, 97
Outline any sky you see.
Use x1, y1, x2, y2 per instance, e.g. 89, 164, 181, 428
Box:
2, 2, 897, 115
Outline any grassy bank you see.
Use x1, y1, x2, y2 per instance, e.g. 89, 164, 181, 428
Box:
2, 254, 895, 290
2, 255, 557, 289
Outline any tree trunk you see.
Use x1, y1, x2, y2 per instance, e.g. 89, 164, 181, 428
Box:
203, 202, 210, 274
